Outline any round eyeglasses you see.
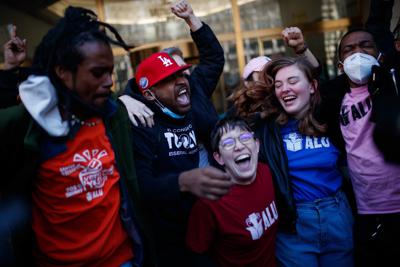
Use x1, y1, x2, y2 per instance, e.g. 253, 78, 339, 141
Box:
219, 132, 254, 150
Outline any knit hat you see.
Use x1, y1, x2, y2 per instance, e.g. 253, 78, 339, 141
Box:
242, 56, 271, 80
135, 52, 191, 92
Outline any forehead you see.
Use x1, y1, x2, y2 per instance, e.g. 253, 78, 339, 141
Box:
275, 65, 304, 81
340, 31, 375, 49
220, 126, 247, 139
78, 41, 113, 64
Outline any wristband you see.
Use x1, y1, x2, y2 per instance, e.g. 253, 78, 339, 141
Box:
295, 43, 308, 55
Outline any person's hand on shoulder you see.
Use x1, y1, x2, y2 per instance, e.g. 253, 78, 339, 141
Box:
3, 25, 27, 70
119, 95, 154, 127
179, 166, 233, 200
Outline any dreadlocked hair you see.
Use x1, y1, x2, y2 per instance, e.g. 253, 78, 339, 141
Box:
31, 6, 133, 126
32, 6, 133, 76
262, 57, 326, 136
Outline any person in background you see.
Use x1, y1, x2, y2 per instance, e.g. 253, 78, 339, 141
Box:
0, 24, 27, 108
0, 6, 153, 266
363, 0, 400, 165
319, 26, 400, 267
235, 57, 354, 267
394, 23, 400, 52
186, 116, 278, 267
123, 1, 231, 266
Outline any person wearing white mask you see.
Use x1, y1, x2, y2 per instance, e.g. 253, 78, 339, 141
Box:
319, 28, 400, 267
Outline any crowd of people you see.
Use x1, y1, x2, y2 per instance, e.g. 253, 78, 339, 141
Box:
0, 0, 399, 266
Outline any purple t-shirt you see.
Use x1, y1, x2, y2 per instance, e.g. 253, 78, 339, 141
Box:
340, 85, 400, 214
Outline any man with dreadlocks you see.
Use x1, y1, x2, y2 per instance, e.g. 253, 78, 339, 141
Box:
0, 6, 153, 267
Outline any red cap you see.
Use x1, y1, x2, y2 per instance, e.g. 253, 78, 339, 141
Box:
135, 52, 191, 92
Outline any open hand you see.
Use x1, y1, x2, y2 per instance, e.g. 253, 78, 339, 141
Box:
179, 167, 233, 200
119, 95, 154, 127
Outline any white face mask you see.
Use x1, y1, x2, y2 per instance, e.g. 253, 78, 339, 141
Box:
341, 52, 380, 85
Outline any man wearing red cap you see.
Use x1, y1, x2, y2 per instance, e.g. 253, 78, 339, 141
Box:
123, 1, 231, 266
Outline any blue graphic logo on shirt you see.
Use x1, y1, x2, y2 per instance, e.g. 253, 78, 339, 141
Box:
283, 133, 303, 152
283, 132, 331, 152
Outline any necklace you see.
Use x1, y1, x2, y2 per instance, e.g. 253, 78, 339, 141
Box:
71, 114, 100, 127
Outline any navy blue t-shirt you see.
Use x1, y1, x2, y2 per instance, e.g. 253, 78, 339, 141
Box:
280, 119, 343, 202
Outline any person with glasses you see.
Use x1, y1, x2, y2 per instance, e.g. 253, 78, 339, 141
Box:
186, 116, 278, 267
234, 57, 354, 266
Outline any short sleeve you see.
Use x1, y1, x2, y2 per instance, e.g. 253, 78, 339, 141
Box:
186, 200, 216, 253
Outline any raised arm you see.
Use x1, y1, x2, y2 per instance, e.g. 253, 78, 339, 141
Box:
171, 0, 202, 32
171, 0, 224, 98
365, 0, 396, 57
1, 25, 27, 108
3, 24, 27, 70
282, 27, 319, 68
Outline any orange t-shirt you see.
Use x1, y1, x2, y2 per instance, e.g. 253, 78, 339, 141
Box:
32, 119, 134, 266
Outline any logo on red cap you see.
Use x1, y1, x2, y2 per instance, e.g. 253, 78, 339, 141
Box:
135, 52, 191, 92
158, 55, 173, 67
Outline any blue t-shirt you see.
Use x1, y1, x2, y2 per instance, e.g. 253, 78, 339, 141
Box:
281, 119, 343, 202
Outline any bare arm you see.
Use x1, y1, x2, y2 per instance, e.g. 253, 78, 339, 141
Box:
282, 27, 319, 68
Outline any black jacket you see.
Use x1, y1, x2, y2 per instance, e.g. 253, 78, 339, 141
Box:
0, 67, 30, 108
253, 119, 297, 233
124, 23, 224, 266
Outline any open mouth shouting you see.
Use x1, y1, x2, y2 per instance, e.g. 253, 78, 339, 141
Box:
234, 153, 252, 171
176, 85, 190, 107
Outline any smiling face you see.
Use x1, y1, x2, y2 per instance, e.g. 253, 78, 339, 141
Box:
57, 41, 114, 109
274, 64, 316, 119
213, 127, 259, 185
149, 71, 191, 114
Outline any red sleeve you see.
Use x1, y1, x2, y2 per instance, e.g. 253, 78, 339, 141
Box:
186, 200, 216, 253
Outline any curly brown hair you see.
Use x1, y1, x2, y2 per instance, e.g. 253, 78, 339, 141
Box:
233, 57, 326, 136
229, 78, 269, 120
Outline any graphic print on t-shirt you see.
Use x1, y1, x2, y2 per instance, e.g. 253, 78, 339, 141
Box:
283, 132, 303, 152
163, 123, 198, 157
245, 200, 278, 240
283, 133, 331, 152
340, 95, 372, 126
60, 148, 114, 202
